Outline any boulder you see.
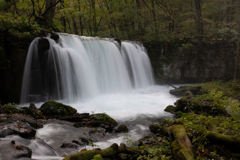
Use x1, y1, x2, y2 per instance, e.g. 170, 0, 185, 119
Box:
73, 113, 118, 132
115, 125, 128, 133
164, 105, 176, 113
50, 34, 59, 41
40, 100, 77, 116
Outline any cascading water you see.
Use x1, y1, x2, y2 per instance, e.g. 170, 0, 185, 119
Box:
20, 33, 154, 104
17, 33, 179, 159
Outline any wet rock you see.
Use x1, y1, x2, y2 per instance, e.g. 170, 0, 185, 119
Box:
50, 34, 60, 41
40, 100, 77, 116
61, 142, 78, 149
72, 138, 89, 146
38, 38, 50, 54
115, 125, 128, 133
164, 105, 176, 113
87, 113, 118, 132
7, 121, 36, 138
89, 129, 105, 142
0, 140, 32, 159
0, 128, 14, 138
170, 86, 202, 96
72, 113, 118, 132
10, 113, 43, 128
59, 113, 90, 122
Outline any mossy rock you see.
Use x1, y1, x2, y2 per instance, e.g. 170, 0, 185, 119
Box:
149, 124, 162, 134
90, 113, 118, 127
115, 125, 128, 133
164, 105, 176, 113
40, 100, 77, 116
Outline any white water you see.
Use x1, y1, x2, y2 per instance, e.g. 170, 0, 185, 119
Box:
19, 33, 178, 159
21, 34, 154, 104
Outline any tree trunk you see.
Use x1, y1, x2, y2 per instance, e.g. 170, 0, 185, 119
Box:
45, 0, 57, 24
61, 16, 67, 33
194, 0, 203, 35
151, 0, 158, 34
136, 0, 143, 34
91, 0, 97, 36
72, 16, 79, 35
77, 0, 84, 35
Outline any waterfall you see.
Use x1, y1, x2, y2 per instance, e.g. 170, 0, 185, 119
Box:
20, 33, 154, 104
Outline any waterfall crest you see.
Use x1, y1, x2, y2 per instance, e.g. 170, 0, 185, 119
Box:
20, 34, 154, 104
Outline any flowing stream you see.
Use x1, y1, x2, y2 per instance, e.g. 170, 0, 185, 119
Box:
17, 33, 178, 159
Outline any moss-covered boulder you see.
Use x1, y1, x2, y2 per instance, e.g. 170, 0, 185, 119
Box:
149, 124, 162, 134
40, 100, 77, 116
115, 125, 128, 133
164, 105, 176, 113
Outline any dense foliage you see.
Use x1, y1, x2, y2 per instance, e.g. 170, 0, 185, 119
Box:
1, 0, 240, 42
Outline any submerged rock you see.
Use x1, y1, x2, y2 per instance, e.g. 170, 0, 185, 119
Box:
40, 100, 77, 116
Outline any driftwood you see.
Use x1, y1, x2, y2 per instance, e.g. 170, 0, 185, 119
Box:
63, 143, 140, 160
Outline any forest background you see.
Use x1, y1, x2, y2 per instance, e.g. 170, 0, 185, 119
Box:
0, 0, 240, 103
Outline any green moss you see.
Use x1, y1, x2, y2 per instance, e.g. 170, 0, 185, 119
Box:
40, 100, 77, 116
91, 113, 118, 127
164, 105, 176, 113
149, 124, 162, 134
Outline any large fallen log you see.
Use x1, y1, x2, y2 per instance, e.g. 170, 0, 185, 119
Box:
206, 132, 240, 152
63, 143, 140, 160
166, 125, 194, 160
